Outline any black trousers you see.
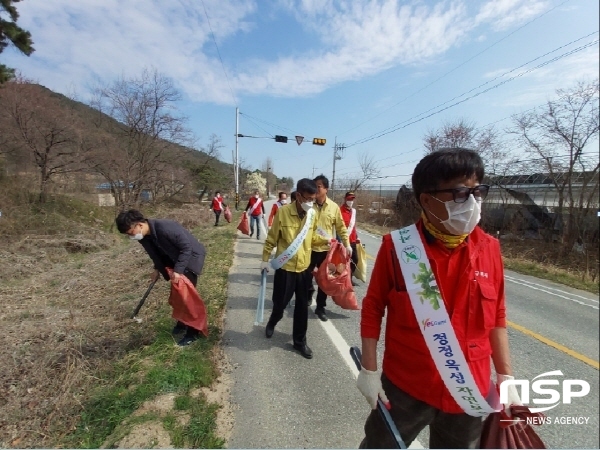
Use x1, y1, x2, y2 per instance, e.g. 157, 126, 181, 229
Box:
268, 268, 312, 346
359, 373, 482, 449
213, 209, 221, 225
307, 250, 328, 309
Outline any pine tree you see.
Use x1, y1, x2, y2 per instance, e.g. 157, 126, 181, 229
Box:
0, 0, 34, 83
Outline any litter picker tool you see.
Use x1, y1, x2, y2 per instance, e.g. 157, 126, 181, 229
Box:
254, 268, 267, 325
350, 346, 406, 449
131, 279, 157, 322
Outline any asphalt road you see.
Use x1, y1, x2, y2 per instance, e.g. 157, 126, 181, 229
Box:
224, 202, 599, 448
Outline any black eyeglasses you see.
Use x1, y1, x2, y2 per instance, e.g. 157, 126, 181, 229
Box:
297, 192, 316, 203
425, 184, 490, 203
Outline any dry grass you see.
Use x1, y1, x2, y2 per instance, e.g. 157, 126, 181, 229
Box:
0, 203, 218, 448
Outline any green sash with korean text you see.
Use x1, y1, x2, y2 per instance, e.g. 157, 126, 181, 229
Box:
391, 225, 501, 417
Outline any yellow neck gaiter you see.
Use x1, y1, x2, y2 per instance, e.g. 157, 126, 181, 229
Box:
421, 212, 468, 249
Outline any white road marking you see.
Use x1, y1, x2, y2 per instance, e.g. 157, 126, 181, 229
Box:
318, 314, 424, 448
505, 275, 599, 310
505, 275, 598, 303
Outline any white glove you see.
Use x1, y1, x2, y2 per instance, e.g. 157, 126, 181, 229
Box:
356, 366, 389, 410
497, 373, 523, 425
346, 245, 353, 258
260, 261, 270, 273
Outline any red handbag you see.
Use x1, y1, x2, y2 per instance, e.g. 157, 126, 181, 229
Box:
237, 212, 250, 235
223, 206, 232, 223
165, 268, 208, 337
313, 240, 359, 310
480, 406, 547, 449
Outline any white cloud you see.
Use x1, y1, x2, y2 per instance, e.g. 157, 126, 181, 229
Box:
4, 0, 566, 105
493, 47, 599, 108
475, 0, 549, 31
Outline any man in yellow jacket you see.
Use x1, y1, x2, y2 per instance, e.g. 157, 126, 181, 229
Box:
308, 174, 351, 322
261, 178, 318, 359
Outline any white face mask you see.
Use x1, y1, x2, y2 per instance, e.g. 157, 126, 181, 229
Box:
429, 194, 481, 235
255, 194, 259, 199
129, 233, 144, 241
280, 199, 287, 205
345, 200, 354, 208
301, 201, 314, 212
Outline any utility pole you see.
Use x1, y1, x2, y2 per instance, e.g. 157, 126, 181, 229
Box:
331, 138, 344, 201
235, 107, 240, 210
266, 165, 271, 198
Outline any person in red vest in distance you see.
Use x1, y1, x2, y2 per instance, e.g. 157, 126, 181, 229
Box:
245, 190, 266, 240
211, 191, 227, 226
340, 191, 360, 286
357, 148, 522, 449
268, 191, 288, 227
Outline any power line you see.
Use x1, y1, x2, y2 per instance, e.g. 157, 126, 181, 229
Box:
335, 0, 573, 138
346, 33, 599, 148
200, 0, 238, 107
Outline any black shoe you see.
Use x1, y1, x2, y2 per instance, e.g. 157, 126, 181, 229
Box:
351, 280, 359, 287
172, 321, 187, 335
293, 343, 313, 359
177, 334, 199, 346
265, 323, 275, 338
315, 308, 328, 322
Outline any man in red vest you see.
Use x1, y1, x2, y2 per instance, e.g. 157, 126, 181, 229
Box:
356, 148, 521, 448
245, 190, 266, 239
211, 191, 226, 226
340, 191, 359, 286
268, 191, 288, 227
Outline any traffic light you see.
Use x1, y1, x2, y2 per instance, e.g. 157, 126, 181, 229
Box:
275, 135, 288, 143
312, 138, 326, 146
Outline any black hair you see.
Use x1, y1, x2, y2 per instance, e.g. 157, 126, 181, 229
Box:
290, 191, 297, 201
313, 174, 329, 189
296, 178, 317, 196
412, 148, 484, 205
278, 191, 286, 199
115, 209, 147, 234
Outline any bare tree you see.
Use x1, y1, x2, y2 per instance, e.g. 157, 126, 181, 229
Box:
0, 77, 85, 202
423, 118, 510, 175
341, 152, 382, 192
86, 68, 191, 209
188, 134, 226, 200
511, 79, 599, 255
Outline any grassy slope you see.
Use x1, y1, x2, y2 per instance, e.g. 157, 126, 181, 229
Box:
61, 218, 238, 448
0, 189, 239, 448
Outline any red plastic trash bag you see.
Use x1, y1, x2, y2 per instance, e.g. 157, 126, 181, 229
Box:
165, 268, 208, 337
480, 406, 547, 449
314, 240, 359, 310
223, 206, 232, 223
237, 212, 250, 235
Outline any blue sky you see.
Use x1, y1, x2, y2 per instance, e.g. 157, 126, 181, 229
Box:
3, 0, 599, 189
